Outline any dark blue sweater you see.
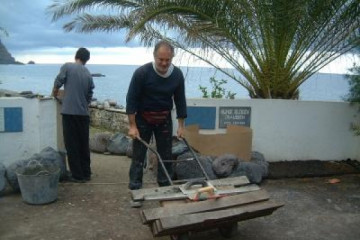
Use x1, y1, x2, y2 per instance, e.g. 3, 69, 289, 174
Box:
126, 62, 187, 119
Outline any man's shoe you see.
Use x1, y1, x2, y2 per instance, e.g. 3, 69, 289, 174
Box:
130, 200, 143, 208
84, 176, 91, 181
67, 177, 86, 183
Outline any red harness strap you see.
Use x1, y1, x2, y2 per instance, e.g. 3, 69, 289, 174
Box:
141, 111, 170, 125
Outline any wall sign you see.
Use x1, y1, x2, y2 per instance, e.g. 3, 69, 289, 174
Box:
219, 106, 251, 128
185, 106, 216, 129
0, 107, 23, 132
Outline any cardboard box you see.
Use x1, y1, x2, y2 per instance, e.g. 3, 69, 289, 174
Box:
184, 125, 252, 161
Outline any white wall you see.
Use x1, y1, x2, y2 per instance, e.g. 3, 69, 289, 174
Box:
1, 97, 359, 165
0, 97, 59, 167
176, 99, 360, 162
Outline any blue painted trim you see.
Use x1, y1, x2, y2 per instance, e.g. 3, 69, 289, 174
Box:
186, 106, 216, 129
4, 107, 23, 132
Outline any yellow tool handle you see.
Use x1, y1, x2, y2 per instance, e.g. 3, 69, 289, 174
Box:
197, 186, 215, 194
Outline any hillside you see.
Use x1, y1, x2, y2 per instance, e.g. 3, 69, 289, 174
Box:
0, 40, 22, 64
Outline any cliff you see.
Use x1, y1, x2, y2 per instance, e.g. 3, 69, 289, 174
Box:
0, 40, 22, 64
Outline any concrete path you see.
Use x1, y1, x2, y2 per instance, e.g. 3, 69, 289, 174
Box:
0, 153, 359, 240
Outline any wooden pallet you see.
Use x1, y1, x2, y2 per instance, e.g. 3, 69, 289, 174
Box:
133, 177, 284, 237
131, 176, 260, 202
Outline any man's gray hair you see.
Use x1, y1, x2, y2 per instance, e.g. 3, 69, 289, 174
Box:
153, 40, 174, 57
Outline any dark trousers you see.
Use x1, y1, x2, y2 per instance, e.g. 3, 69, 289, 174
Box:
128, 113, 173, 190
62, 114, 91, 180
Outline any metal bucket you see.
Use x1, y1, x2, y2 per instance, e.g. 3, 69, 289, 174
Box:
16, 161, 60, 205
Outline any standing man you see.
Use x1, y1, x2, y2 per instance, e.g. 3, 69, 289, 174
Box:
52, 47, 95, 183
126, 40, 187, 193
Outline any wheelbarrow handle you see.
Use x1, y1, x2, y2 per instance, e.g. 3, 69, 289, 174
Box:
135, 136, 174, 186
180, 137, 211, 181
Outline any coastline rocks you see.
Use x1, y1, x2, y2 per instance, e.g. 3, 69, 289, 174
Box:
6, 158, 33, 192
229, 151, 269, 183
0, 89, 20, 97
174, 150, 269, 184
0, 89, 43, 98
91, 73, 105, 77
0, 163, 6, 193
36, 147, 67, 180
171, 138, 189, 158
230, 162, 265, 184
5, 147, 66, 192
89, 132, 133, 156
175, 152, 217, 180
89, 108, 128, 134
212, 154, 239, 178
0, 40, 23, 64
103, 101, 110, 109
89, 132, 112, 153
90, 99, 124, 111
107, 133, 131, 155
250, 151, 269, 177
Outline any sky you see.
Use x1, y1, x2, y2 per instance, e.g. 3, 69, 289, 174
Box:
0, 0, 358, 73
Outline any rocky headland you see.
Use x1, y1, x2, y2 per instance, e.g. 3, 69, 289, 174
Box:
0, 40, 23, 64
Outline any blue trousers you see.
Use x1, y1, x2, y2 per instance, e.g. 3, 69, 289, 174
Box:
128, 113, 173, 190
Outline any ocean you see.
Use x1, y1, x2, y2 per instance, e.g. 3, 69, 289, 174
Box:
0, 64, 350, 106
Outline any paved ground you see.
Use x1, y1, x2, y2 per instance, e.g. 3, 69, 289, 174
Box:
1, 153, 359, 240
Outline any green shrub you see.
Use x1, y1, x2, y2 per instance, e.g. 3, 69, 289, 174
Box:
199, 77, 236, 99
345, 63, 360, 136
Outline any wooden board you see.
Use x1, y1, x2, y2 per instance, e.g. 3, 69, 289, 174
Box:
152, 200, 284, 237
141, 189, 269, 224
131, 176, 253, 202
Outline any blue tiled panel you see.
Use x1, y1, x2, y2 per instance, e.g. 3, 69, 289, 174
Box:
185, 106, 216, 129
4, 107, 23, 132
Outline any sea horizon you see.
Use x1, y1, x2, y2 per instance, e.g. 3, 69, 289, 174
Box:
0, 63, 350, 106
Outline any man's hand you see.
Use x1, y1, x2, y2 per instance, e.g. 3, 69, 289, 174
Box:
128, 126, 140, 139
52, 87, 59, 97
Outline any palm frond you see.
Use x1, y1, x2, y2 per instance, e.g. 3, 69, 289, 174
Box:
48, 0, 360, 99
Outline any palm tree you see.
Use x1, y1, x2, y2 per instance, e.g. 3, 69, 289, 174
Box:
345, 44, 360, 135
48, 0, 360, 99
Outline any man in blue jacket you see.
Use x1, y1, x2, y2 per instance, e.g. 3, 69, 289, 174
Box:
126, 41, 187, 197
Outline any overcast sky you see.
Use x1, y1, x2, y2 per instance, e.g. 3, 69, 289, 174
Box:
0, 0, 160, 65
0, 0, 357, 72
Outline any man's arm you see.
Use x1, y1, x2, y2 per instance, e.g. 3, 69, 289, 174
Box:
177, 118, 185, 138
127, 114, 139, 139
174, 69, 187, 138
52, 64, 67, 98
87, 77, 95, 104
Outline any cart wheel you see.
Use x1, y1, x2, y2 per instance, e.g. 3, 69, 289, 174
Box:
218, 222, 238, 238
170, 232, 190, 240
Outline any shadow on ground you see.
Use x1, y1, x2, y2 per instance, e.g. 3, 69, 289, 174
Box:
0, 153, 359, 240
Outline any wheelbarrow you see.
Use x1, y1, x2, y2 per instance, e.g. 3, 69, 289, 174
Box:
131, 137, 283, 240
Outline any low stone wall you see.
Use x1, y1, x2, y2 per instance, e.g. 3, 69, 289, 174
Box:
90, 107, 129, 134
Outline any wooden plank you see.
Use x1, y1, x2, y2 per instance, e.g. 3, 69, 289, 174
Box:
160, 200, 188, 208
136, 184, 260, 202
141, 189, 269, 224
131, 176, 251, 201
208, 176, 250, 187
131, 185, 181, 201
153, 200, 284, 237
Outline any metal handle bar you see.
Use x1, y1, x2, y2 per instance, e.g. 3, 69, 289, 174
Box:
180, 138, 210, 181
136, 136, 210, 185
136, 136, 173, 185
